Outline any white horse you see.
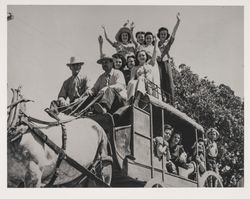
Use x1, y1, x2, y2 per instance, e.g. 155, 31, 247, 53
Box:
7, 89, 112, 187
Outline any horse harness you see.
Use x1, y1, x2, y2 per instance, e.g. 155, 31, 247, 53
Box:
12, 112, 110, 187
8, 91, 111, 187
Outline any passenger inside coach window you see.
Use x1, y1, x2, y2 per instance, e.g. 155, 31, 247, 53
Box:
190, 138, 206, 176
153, 124, 173, 161
167, 132, 195, 176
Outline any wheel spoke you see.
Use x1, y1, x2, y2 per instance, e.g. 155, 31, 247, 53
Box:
210, 176, 214, 187
205, 180, 208, 187
201, 172, 223, 187
214, 179, 218, 187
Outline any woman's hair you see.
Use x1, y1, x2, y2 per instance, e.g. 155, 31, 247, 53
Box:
135, 31, 145, 38
126, 54, 136, 62
157, 27, 170, 40
164, 124, 173, 131
126, 55, 136, 64
112, 53, 126, 70
170, 131, 182, 145
118, 31, 131, 43
145, 31, 155, 45
135, 50, 150, 66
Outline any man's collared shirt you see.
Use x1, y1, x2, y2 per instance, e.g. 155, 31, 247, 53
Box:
91, 69, 126, 95
58, 74, 89, 102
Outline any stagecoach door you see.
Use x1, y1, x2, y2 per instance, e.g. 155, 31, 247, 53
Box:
129, 104, 166, 182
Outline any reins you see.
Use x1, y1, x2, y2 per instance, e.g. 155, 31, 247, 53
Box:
21, 110, 78, 127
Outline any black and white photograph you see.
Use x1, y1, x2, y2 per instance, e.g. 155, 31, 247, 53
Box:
1, 0, 248, 195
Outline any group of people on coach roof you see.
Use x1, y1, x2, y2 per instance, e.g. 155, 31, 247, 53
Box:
50, 13, 181, 115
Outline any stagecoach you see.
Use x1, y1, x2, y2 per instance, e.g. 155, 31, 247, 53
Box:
91, 92, 223, 187
7, 84, 223, 188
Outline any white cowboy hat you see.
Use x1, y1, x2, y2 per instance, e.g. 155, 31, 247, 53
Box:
97, 55, 114, 64
66, 56, 84, 66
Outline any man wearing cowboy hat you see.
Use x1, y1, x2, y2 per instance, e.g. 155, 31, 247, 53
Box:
85, 55, 126, 114
50, 56, 89, 114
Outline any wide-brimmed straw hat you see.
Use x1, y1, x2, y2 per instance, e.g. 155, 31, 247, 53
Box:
66, 56, 84, 66
97, 55, 114, 64
115, 26, 131, 42
206, 128, 220, 140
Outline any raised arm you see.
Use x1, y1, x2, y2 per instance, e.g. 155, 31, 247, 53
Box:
130, 21, 139, 48
102, 25, 116, 48
171, 12, 181, 38
149, 35, 158, 66
160, 14, 180, 60
98, 35, 104, 58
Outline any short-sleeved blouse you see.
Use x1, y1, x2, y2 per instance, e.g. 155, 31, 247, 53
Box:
130, 63, 152, 80
158, 36, 175, 59
114, 42, 136, 58
169, 144, 185, 163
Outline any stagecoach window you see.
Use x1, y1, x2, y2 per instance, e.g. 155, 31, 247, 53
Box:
151, 104, 199, 155
152, 106, 163, 137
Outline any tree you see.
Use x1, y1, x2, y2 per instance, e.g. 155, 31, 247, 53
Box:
171, 61, 244, 187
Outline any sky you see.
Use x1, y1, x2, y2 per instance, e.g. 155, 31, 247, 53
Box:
1, 0, 250, 197
6, 5, 244, 119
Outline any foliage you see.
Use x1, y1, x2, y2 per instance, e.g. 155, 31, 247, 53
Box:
171, 62, 244, 187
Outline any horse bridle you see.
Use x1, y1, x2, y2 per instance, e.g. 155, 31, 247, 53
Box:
7, 113, 30, 144
7, 95, 32, 144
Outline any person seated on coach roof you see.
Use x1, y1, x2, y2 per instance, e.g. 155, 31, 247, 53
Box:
50, 56, 89, 114
85, 55, 127, 114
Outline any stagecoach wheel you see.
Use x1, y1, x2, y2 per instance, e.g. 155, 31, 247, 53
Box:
87, 160, 112, 187
144, 178, 164, 188
101, 160, 112, 186
199, 171, 223, 187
